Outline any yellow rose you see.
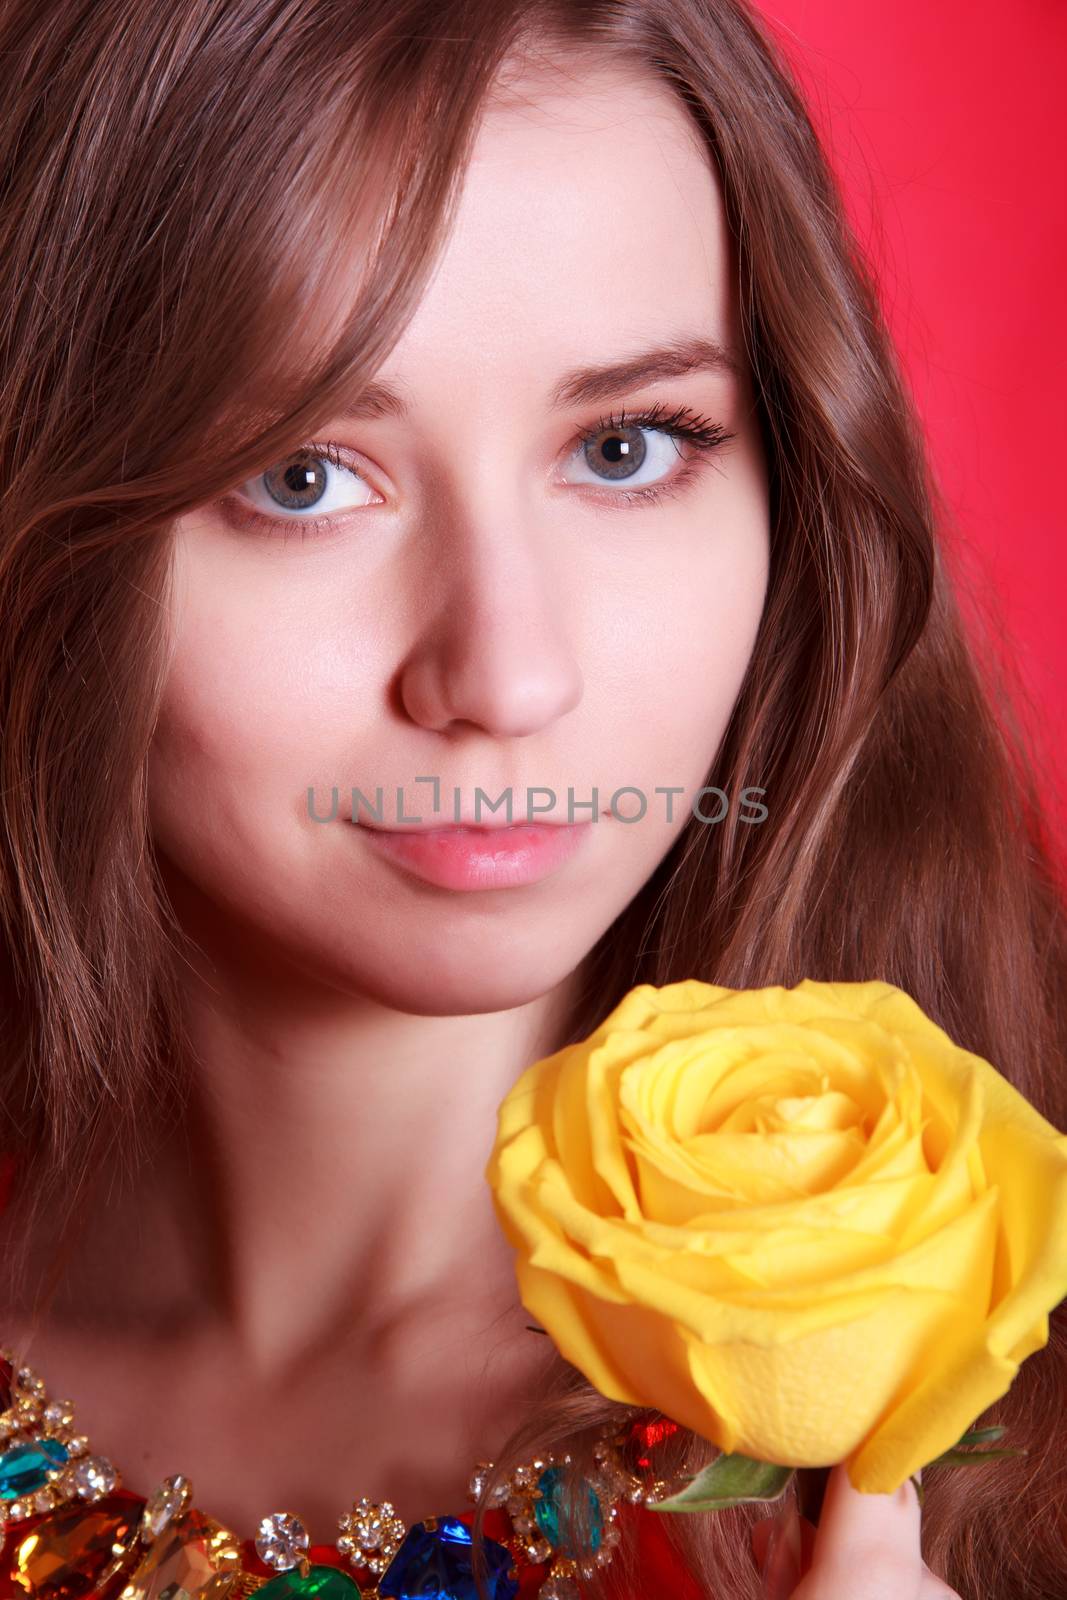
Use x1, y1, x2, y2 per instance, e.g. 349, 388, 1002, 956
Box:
485, 978, 1067, 1494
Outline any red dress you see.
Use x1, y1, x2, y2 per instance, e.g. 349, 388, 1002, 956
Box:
0, 1152, 709, 1598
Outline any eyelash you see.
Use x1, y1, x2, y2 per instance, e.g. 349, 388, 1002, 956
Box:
223, 401, 737, 541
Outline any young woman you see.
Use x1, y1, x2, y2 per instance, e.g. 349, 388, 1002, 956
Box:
0, 2, 1063, 1598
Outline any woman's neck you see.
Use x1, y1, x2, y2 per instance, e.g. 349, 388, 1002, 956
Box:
1, 921, 586, 1531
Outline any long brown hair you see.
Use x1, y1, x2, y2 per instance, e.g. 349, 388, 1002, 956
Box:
1, 2, 1064, 1597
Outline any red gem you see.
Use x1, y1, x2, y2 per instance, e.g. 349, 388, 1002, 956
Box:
0, 1355, 12, 1413
624, 1414, 681, 1472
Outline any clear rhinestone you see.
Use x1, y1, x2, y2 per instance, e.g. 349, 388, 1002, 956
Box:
42, 1398, 76, 1430
255, 1511, 309, 1572
33, 1487, 56, 1512
141, 1474, 194, 1538
524, 1536, 553, 1563
336, 1495, 405, 1573
369, 1542, 400, 1575
66, 1434, 91, 1458
593, 1456, 632, 1496
72, 1455, 118, 1501
16, 1367, 46, 1400
538, 1576, 581, 1600
8, 1499, 28, 1519
468, 1462, 493, 1501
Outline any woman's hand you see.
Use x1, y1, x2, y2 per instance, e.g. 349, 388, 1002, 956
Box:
752, 1463, 962, 1598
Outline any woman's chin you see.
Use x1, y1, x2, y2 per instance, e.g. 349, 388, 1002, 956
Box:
331, 955, 585, 1019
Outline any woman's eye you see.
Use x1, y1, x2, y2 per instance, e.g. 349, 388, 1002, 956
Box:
565, 422, 681, 489
237, 445, 379, 522
226, 404, 734, 540
561, 407, 735, 501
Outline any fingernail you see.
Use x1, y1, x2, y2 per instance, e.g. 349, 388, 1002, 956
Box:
758, 1505, 802, 1600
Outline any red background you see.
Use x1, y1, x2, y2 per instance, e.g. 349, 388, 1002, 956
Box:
754, 1, 1066, 845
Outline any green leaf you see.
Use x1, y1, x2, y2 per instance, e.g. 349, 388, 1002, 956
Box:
953, 1425, 1008, 1446
648, 1453, 795, 1514
925, 1446, 1028, 1467
646, 1420, 1025, 1517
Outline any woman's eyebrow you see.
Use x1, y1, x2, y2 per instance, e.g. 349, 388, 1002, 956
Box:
336, 334, 742, 423
550, 335, 743, 407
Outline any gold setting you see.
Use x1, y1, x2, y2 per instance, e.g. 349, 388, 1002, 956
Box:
336, 1495, 407, 1578
0, 1345, 121, 1528
592, 1420, 680, 1508
467, 1440, 629, 1597
464, 1419, 693, 1597
1, 1347, 689, 1600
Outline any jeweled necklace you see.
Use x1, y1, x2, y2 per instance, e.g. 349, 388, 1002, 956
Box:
0, 1348, 685, 1600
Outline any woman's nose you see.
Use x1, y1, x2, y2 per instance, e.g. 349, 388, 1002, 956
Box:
394, 512, 584, 738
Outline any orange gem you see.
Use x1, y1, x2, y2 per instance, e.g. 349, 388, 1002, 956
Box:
8, 1499, 140, 1600
117, 1508, 243, 1600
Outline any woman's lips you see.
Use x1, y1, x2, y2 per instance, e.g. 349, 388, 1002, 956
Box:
354, 819, 595, 891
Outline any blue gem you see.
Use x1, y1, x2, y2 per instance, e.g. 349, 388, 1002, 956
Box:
534, 1465, 603, 1555
378, 1514, 518, 1600
0, 1436, 70, 1500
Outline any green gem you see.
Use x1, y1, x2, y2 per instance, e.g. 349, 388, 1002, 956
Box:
257, 1566, 362, 1600
533, 1465, 603, 1555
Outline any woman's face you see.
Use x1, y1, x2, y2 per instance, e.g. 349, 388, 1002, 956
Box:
148, 59, 771, 1015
